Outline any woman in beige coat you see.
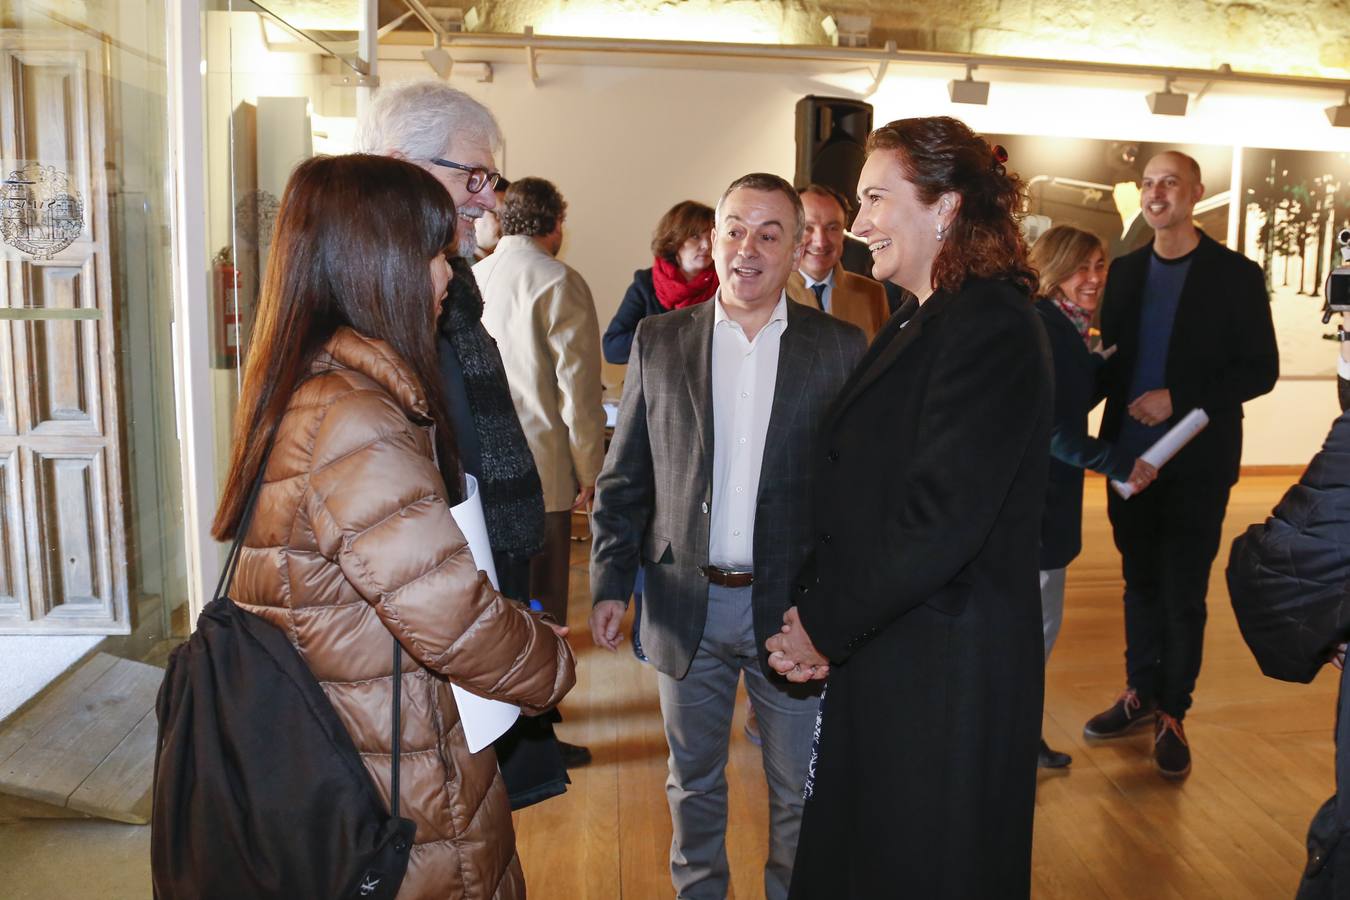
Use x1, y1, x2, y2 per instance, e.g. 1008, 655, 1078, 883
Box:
211, 154, 576, 899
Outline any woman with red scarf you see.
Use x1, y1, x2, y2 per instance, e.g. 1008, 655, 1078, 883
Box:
602, 200, 717, 364
1030, 225, 1157, 770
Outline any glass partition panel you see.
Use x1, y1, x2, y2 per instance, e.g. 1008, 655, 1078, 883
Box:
0, 1, 188, 664
202, 2, 361, 486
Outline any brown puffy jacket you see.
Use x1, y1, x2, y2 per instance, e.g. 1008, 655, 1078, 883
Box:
233, 327, 575, 899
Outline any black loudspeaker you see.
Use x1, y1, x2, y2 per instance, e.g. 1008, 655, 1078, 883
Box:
794, 95, 874, 217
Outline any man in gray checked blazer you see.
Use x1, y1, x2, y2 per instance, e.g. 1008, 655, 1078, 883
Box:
590, 173, 867, 900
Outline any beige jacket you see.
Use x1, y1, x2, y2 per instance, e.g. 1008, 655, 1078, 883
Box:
234, 327, 576, 900
475, 235, 607, 512
789, 263, 890, 342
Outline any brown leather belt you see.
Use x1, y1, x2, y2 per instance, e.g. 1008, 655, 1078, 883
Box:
700, 565, 754, 588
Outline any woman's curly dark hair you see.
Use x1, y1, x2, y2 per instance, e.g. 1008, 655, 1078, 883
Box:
500, 177, 567, 237
866, 117, 1037, 297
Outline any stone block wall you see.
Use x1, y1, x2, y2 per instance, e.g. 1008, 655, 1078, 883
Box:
478, 0, 1350, 78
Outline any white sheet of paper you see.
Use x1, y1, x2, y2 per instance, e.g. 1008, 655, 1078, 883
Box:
448, 474, 520, 753
1110, 408, 1210, 499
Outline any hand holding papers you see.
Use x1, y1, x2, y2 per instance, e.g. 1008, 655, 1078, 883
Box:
1111, 409, 1210, 500
448, 474, 521, 753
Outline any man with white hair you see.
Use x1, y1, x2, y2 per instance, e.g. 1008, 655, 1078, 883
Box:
357, 79, 502, 259
357, 81, 591, 787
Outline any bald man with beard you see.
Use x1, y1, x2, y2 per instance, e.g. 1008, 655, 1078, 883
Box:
1082, 151, 1278, 781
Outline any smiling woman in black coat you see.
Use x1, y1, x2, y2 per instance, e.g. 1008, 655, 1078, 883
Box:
1029, 225, 1156, 770
765, 117, 1053, 899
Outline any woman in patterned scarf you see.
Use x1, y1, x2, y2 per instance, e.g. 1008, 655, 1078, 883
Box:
1030, 224, 1158, 769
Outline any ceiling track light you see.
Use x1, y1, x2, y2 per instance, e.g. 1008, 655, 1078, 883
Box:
1146, 75, 1189, 116
948, 64, 990, 106
1328, 89, 1350, 128
422, 34, 452, 79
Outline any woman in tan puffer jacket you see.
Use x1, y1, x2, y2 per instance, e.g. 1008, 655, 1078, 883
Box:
211, 154, 575, 900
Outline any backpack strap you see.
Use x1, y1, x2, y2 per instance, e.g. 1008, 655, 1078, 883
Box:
211, 436, 407, 822
391, 637, 403, 820
212, 441, 275, 602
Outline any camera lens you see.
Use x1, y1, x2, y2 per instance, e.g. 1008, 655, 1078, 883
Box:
1339, 228, 1350, 244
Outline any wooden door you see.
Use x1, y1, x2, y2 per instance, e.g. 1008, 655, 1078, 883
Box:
0, 34, 129, 633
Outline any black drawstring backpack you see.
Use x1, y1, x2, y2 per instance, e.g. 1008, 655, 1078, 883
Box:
151, 452, 415, 899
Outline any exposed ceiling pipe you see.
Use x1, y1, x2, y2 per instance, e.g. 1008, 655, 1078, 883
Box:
412, 31, 1348, 98
399, 0, 451, 40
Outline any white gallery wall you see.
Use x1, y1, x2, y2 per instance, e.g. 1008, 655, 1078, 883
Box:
378, 51, 1346, 467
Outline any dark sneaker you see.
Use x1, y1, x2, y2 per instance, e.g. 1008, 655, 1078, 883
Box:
1037, 738, 1072, 769
1154, 714, 1191, 781
1083, 688, 1156, 740
557, 740, 592, 769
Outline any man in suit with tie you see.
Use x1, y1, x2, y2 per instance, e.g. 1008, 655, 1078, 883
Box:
787, 184, 889, 341
589, 173, 866, 900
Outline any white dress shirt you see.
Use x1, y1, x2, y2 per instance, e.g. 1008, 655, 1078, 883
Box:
801, 268, 835, 313
708, 291, 789, 569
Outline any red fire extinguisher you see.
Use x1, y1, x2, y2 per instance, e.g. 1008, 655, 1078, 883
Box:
212, 246, 240, 368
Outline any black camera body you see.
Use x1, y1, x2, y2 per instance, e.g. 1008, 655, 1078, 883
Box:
1323, 228, 1350, 324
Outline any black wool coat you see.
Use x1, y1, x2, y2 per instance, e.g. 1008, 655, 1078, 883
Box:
1097, 232, 1278, 486
1035, 298, 1134, 571
790, 278, 1053, 899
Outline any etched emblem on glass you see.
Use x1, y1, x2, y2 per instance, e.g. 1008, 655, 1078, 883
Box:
1, 164, 85, 260
234, 189, 281, 248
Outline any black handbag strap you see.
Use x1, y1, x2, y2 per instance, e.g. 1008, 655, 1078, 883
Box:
213, 437, 405, 821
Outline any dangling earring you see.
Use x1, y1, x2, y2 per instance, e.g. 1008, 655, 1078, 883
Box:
936, 221, 947, 242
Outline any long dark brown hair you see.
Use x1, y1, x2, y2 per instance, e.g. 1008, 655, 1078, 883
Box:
866, 117, 1037, 297
212, 153, 461, 540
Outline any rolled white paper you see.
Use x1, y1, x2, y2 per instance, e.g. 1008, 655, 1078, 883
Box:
1110, 408, 1210, 500
447, 474, 521, 753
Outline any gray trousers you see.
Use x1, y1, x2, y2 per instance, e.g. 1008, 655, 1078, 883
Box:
656, 584, 820, 900
1040, 567, 1067, 662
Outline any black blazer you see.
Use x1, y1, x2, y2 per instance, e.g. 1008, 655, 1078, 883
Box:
789, 278, 1052, 899
602, 268, 662, 364
591, 298, 866, 680
1036, 298, 1134, 570
1098, 232, 1278, 485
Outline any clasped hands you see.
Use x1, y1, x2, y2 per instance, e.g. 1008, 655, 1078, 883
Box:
766, 606, 830, 684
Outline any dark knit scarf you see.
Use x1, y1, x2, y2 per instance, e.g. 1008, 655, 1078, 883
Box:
439, 255, 546, 560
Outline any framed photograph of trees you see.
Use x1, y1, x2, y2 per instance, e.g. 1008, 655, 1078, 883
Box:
1237, 148, 1350, 377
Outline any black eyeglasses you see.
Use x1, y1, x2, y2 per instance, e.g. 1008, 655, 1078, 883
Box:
428, 158, 502, 194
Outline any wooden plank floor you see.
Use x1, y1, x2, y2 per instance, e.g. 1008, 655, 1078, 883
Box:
516, 474, 1335, 899
0, 652, 159, 825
